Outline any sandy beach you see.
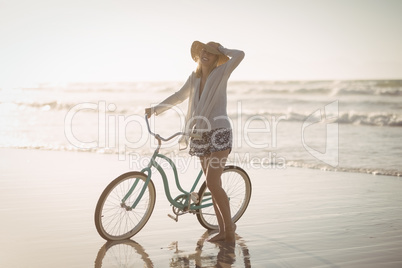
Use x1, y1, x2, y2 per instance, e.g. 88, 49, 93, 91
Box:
1, 148, 401, 267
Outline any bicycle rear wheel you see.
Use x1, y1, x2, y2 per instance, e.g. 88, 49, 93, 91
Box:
196, 165, 252, 230
95, 172, 156, 240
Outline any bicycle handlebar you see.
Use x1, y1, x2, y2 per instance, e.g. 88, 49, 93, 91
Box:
144, 114, 202, 142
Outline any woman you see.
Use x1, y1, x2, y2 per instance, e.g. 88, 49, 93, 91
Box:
145, 41, 244, 243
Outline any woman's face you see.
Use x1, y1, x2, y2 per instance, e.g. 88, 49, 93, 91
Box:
199, 48, 218, 68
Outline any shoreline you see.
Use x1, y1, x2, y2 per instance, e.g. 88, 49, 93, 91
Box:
1, 146, 401, 178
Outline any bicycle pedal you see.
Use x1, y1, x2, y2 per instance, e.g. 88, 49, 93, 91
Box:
168, 214, 178, 222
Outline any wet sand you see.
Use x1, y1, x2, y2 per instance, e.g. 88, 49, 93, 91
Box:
1, 148, 402, 267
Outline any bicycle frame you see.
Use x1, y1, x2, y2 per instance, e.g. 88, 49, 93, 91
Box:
121, 115, 213, 212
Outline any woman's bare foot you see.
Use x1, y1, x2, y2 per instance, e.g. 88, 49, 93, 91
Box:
208, 232, 225, 242
208, 223, 237, 243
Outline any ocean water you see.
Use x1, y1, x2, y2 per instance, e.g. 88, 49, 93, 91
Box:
1, 80, 401, 176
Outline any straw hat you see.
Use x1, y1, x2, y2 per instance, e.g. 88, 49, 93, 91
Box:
191, 41, 229, 66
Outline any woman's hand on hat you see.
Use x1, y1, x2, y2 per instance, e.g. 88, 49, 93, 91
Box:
210, 42, 225, 54
208, 42, 221, 49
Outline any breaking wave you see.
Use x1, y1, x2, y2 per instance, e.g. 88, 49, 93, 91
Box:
228, 110, 402, 127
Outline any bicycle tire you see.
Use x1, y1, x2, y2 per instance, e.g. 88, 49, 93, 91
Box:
196, 165, 252, 230
95, 171, 156, 240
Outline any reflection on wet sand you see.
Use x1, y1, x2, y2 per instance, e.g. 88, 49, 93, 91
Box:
94, 231, 250, 267
169, 231, 251, 267
94, 239, 153, 268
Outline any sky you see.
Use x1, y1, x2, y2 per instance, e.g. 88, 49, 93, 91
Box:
1, 0, 401, 87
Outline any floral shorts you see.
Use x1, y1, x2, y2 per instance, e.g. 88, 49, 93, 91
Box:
189, 128, 232, 157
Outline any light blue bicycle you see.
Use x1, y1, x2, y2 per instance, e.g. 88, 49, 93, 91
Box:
95, 115, 252, 241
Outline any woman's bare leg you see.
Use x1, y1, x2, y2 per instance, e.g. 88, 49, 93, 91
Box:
202, 149, 235, 243
200, 156, 226, 235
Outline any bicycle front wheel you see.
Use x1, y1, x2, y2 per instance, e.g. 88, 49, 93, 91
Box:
95, 172, 156, 240
197, 165, 252, 230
